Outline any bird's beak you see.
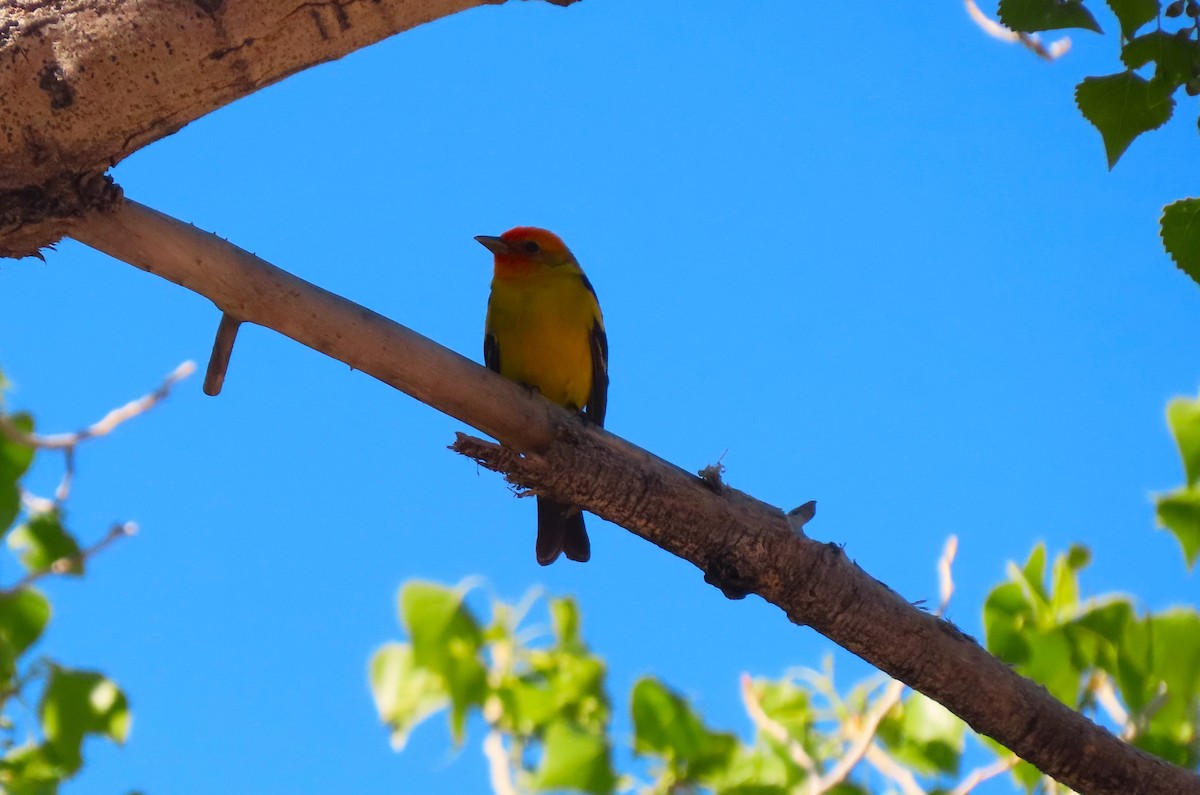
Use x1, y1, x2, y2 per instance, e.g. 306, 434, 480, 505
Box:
475, 235, 510, 256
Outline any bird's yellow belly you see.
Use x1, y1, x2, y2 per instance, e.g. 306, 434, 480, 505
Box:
488, 282, 594, 411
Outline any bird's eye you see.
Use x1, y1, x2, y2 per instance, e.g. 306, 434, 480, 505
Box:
523, 241, 541, 255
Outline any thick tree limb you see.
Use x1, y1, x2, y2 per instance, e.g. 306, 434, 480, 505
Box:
0, 0, 576, 257
67, 198, 1200, 795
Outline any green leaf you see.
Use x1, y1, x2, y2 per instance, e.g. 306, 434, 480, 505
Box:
1161, 198, 1200, 289
631, 677, 736, 778
702, 745, 797, 794
0, 743, 65, 795
398, 582, 487, 743
1165, 395, 1200, 485
1107, 0, 1162, 39
1021, 628, 1083, 704
1049, 544, 1089, 618
1120, 611, 1200, 766
0, 588, 51, 683
1122, 31, 1200, 86
984, 581, 1032, 663
368, 643, 448, 751
1019, 543, 1049, 606
1064, 598, 1134, 669
998, 0, 1103, 32
1076, 71, 1175, 168
39, 666, 130, 775
878, 693, 964, 776
496, 676, 559, 734
550, 597, 582, 651
752, 678, 812, 740
8, 512, 82, 576
530, 720, 616, 794
0, 413, 36, 532
1157, 487, 1200, 569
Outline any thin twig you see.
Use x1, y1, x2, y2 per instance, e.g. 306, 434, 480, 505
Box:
0, 361, 196, 450
2, 521, 137, 595
949, 754, 1020, 795
482, 729, 518, 795
812, 678, 906, 794
53, 446, 75, 506
1091, 672, 1133, 738
740, 672, 817, 776
964, 0, 1071, 61
865, 742, 927, 795
937, 535, 958, 616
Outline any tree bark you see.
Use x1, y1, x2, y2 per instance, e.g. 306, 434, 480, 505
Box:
0, 0, 499, 258
67, 198, 1200, 795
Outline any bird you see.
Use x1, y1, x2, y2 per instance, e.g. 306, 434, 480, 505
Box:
476, 227, 608, 565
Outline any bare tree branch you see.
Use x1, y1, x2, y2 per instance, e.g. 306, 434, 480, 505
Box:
949, 754, 1020, 795
0, 360, 195, 450
65, 197, 1200, 795
865, 743, 927, 795
482, 730, 519, 795
739, 672, 818, 776
963, 0, 1071, 61
812, 679, 905, 794
2, 521, 136, 596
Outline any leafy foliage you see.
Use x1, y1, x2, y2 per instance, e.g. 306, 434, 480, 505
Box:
998, 0, 1103, 33
1157, 390, 1200, 568
371, 581, 616, 794
374, 557, 1200, 794
995, 0, 1200, 279
1075, 71, 1174, 168
1161, 198, 1200, 285
984, 543, 1200, 773
0, 367, 133, 794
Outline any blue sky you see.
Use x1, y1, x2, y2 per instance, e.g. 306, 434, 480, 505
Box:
1, 0, 1197, 792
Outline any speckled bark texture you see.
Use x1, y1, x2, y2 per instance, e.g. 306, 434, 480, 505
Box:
0, 0, 492, 257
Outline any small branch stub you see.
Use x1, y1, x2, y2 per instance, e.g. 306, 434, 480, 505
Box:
204, 313, 243, 396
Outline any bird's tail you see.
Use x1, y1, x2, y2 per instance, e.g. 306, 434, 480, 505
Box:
536, 497, 591, 565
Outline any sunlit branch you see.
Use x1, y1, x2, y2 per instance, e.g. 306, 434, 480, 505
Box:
739, 672, 817, 776
0, 361, 195, 450
1, 521, 136, 595
949, 754, 1020, 795
864, 742, 927, 795
1091, 672, 1133, 739
964, 0, 1071, 61
482, 729, 518, 795
813, 678, 906, 794
937, 535, 958, 616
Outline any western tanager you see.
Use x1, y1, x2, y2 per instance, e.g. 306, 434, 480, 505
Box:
476, 227, 608, 565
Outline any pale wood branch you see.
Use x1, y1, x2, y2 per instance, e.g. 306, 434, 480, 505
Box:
0, 360, 195, 450
963, 0, 1071, 61
739, 672, 818, 776
949, 755, 1020, 795
864, 743, 927, 795
64, 196, 1200, 795
812, 679, 905, 794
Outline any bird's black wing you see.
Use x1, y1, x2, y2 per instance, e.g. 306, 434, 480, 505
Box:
484, 332, 500, 374
579, 273, 608, 428
586, 318, 608, 428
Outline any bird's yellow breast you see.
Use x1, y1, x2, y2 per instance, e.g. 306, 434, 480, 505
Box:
486, 270, 600, 412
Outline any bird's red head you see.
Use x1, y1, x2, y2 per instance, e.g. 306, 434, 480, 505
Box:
476, 227, 577, 277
